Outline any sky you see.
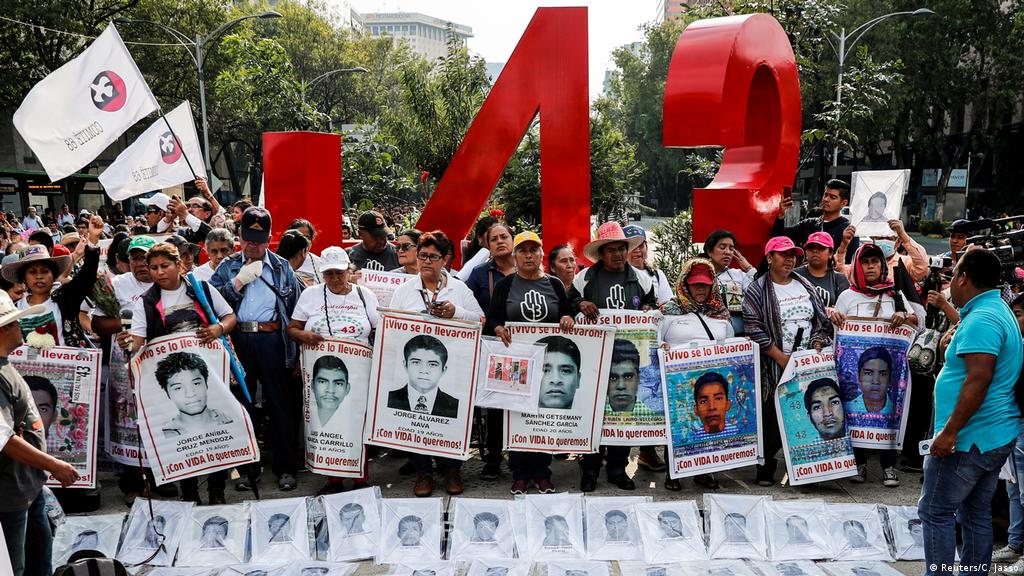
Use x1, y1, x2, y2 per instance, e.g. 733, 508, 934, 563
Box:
342, 1, 660, 100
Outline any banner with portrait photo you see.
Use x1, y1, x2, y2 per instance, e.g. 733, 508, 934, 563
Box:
106, 345, 148, 466
51, 513, 124, 566
10, 345, 101, 488
849, 169, 909, 238
583, 496, 649, 561
176, 503, 249, 566
575, 310, 664, 446
634, 501, 706, 563
378, 497, 443, 564
131, 334, 259, 485
359, 270, 414, 308
251, 497, 312, 563
660, 340, 761, 478
301, 338, 373, 478
834, 319, 915, 449
504, 324, 614, 454
365, 311, 481, 460
475, 337, 545, 414
775, 349, 857, 485
117, 498, 193, 566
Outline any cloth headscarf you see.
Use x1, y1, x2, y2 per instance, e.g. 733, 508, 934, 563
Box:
850, 243, 907, 314
661, 257, 729, 320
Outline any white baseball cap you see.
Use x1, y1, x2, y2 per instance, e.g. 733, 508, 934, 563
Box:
320, 246, 352, 272
139, 192, 171, 212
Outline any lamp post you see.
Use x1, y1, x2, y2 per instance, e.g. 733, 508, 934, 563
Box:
114, 11, 282, 179
301, 67, 368, 131
825, 8, 933, 177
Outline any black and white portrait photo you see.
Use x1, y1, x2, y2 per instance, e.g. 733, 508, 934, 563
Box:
177, 504, 249, 567
584, 496, 647, 561
884, 505, 925, 560
450, 498, 517, 560
323, 487, 381, 562
472, 512, 500, 543
849, 169, 909, 237
311, 355, 350, 427
751, 562, 829, 576
379, 497, 442, 563
51, 514, 125, 566
546, 561, 609, 576
543, 516, 573, 547
706, 494, 769, 560
387, 335, 459, 417
635, 502, 706, 563
117, 499, 191, 566
251, 497, 311, 563
827, 504, 892, 561
618, 563, 686, 576
281, 563, 358, 576
765, 500, 835, 561
156, 352, 232, 438
466, 560, 531, 576
522, 494, 585, 560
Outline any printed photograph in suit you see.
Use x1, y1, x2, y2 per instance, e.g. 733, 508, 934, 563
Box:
387, 335, 459, 418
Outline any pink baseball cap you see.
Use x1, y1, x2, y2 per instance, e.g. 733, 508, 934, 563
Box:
804, 231, 834, 250
685, 263, 715, 285
764, 236, 804, 256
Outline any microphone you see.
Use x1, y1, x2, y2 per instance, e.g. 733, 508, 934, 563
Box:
120, 309, 134, 352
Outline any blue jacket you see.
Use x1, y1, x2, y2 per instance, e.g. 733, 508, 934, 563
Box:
210, 250, 303, 367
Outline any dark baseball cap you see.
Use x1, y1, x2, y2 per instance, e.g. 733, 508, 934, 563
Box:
357, 211, 390, 238
240, 207, 272, 243
164, 234, 199, 256
947, 219, 971, 234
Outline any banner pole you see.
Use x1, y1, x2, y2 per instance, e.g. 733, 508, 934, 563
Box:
158, 108, 199, 180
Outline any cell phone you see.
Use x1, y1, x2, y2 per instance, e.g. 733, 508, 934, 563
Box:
782, 185, 793, 201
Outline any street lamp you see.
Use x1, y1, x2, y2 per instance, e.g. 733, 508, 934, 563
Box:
300, 67, 369, 103
825, 7, 934, 177
114, 11, 282, 179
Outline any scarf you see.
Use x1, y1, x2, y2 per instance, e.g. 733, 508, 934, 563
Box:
660, 257, 729, 321
850, 243, 896, 297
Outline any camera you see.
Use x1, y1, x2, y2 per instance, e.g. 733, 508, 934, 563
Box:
964, 216, 1024, 270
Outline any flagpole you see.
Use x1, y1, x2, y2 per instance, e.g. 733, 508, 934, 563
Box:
157, 108, 199, 180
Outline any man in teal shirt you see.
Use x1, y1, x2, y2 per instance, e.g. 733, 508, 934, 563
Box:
918, 249, 1023, 576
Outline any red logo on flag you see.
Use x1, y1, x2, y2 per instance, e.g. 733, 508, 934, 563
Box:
90, 70, 127, 111
159, 131, 182, 164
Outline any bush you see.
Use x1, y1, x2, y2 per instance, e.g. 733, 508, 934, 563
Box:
650, 211, 701, 284
917, 220, 952, 236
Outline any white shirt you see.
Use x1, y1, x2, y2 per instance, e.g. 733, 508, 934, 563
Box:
774, 280, 814, 354
156, 213, 204, 233
291, 283, 379, 343
456, 248, 490, 282
406, 384, 438, 413
390, 272, 485, 321
718, 267, 757, 314
659, 313, 734, 346
129, 282, 233, 338
98, 273, 153, 318
640, 268, 673, 306
833, 289, 926, 331
192, 263, 215, 282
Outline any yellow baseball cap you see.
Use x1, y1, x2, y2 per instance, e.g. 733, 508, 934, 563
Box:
513, 231, 542, 250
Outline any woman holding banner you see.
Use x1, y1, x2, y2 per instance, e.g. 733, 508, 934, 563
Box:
485, 231, 575, 495
743, 236, 832, 487
658, 257, 734, 490
120, 242, 237, 505
831, 243, 923, 488
392, 229, 422, 275
288, 246, 379, 494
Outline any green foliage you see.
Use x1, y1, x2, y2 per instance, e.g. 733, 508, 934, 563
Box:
341, 128, 417, 213
493, 125, 541, 232
917, 220, 952, 236
650, 211, 700, 285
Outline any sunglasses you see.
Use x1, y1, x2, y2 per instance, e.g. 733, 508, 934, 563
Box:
397, 242, 416, 252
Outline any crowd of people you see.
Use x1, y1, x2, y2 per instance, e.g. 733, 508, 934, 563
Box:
2, 176, 1024, 576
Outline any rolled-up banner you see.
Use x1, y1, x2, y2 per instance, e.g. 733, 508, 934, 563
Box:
105, 344, 147, 466
834, 319, 915, 449
10, 346, 101, 488
131, 334, 259, 484
503, 323, 615, 454
576, 309, 664, 446
364, 311, 481, 460
302, 338, 373, 478
660, 339, 762, 478
359, 270, 414, 308
775, 348, 857, 485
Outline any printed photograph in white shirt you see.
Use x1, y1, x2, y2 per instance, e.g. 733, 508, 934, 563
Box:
773, 281, 813, 353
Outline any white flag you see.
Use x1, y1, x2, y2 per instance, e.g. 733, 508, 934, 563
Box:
13, 23, 159, 182
99, 101, 206, 201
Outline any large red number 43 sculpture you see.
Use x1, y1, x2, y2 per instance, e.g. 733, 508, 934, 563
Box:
263, 10, 799, 263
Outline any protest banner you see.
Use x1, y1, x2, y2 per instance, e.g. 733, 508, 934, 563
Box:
365, 311, 481, 460
575, 310, 664, 446
775, 349, 857, 485
448, 497, 517, 560
51, 513, 124, 566
131, 334, 259, 484
176, 503, 249, 566
849, 170, 910, 238
10, 345, 101, 488
475, 337, 545, 414
503, 323, 615, 454
105, 345, 147, 466
359, 270, 414, 308
583, 496, 649, 561
118, 498, 192, 566
301, 338, 373, 477
660, 339, 761, 478
834, 319, 915, 449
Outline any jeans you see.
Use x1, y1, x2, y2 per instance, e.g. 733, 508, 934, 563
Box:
1006, 430, 1024, 550
0, 490, 51, 576
918, 441, 1014, 576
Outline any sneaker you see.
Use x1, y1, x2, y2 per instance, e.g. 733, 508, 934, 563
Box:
755, 465, 773, 487
278, 474, 298, 491
850, 465, 867, 484
993, 545, 1022, 563
882, 467, 900, 487
236, 473, 261, 491
536, 477, 556, 494
480, 461, 501, 480
637, 447, 667, 472
510, 479, 529, 495
1007, 558, 1024, 574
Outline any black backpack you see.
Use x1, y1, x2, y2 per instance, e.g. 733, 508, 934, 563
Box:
53, 555, 128, 576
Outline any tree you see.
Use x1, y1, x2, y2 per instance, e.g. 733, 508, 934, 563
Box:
341, 128, 417, 213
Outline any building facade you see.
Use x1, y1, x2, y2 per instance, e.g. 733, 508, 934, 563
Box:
360, 12, 472, 61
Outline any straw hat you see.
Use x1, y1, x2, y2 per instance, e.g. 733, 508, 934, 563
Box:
583, 222, 643, 262
1, 245, 72, 283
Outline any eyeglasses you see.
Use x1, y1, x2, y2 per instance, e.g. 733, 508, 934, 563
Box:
397, 242, 416, 252
416, 252, 444, 262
